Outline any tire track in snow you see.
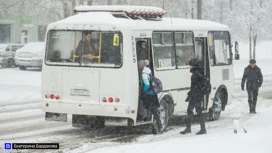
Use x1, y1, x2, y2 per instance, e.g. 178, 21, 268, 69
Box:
0, 101, 41, 113
0, 109, 43, 124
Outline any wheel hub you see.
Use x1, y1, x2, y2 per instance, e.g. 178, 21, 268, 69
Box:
214, 98, 222, 112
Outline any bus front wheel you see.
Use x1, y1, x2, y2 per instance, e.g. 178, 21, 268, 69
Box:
209, 92, 223, 121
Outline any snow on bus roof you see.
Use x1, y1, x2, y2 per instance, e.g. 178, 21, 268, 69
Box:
162, 18, 229, 29
49, 12, 229, 31
74, 5, 167, 16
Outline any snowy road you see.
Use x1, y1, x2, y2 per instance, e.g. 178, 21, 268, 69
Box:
0, 65, 272, 153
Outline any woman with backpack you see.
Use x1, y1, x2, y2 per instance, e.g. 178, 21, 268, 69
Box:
180, 58, 207, 135
138, 60, 162, 133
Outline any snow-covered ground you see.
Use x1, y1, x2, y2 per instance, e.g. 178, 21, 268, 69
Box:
0, 41, 272, 153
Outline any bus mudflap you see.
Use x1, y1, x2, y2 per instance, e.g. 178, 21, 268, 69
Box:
105, 117, 129, 126
45, 112, 67, 122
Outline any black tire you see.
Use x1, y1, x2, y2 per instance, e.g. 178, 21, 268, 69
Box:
209, 92, 223, 121
152, 99, 170, 134
7, 59, 14, 68
19, 66, 26, 70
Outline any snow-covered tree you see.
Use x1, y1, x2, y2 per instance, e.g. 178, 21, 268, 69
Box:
1, 0, 271, 44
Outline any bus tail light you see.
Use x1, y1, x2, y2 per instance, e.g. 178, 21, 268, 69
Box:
46, 103, 49, 107
102, 97, 107, 102
56, 95, 60, 100
45, 94, 50, 99
50, 94, 55, 99
108, 97, 113, 103
115, 97, 120, 103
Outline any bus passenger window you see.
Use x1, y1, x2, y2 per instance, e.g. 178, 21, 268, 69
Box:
175, 32, 195, 68
152, 32, 175, 70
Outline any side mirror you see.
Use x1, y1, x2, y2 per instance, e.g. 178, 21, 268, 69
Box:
234, 41, 240, 60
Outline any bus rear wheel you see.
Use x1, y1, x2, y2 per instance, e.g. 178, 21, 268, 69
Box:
151, 99, 170, 134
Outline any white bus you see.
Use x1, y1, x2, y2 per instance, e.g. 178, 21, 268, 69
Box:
42, 5, 239, 133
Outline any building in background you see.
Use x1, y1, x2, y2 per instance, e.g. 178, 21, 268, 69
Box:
0, 16, 46, 44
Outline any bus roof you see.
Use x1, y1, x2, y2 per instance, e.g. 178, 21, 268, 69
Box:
48, 11, 229, 31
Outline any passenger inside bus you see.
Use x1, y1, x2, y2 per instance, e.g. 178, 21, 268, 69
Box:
76, 32, 97, 63
49, 50, 62, 62
136, 41, 148, 61
176, 49, 187, 66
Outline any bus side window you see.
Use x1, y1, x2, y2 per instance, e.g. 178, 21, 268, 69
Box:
175, 32, 195, 68
208, 31, 231, 66
208, 33, 218, 66
152, 32, 175, 69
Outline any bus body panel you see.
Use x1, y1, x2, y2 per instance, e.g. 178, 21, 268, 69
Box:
42, 31, 140, 121
154, 69, 191, 114
210, 65, 234, 104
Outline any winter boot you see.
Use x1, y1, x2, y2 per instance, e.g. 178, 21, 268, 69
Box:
196, 120, 206, 135
248, 100, 254, 114
196, 129, 207, 135
252, 107, 257, 114
180, 118, 191, 134
180, 128, 191, 134
252, 101, 257, 114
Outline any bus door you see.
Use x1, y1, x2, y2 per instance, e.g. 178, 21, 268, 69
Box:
195, 37, 210, 110
135, 38, 153, 123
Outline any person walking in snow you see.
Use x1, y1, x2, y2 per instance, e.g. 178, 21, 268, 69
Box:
241, 59, 263, 114
180, 58, 207, 135
138, 60, 162, 133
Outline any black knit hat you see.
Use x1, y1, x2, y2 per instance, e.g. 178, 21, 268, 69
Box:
249, 59, 256, 64
188, 58, 199, 67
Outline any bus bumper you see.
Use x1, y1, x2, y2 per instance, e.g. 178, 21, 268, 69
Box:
42, 101, 135, 119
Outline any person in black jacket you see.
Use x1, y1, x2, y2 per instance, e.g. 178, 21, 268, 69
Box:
241, 59, 263, 114
180, 58, 207, 135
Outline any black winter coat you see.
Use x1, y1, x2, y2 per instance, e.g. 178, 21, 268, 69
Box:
188, 68, 205, 96
241, 65, 263, 91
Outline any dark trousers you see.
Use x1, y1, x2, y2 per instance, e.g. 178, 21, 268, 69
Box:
185, 95, 205, 130
142, 94, 162, 129
247, 90, 258, 112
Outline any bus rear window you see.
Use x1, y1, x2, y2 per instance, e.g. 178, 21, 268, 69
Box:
45, 30, 122, 68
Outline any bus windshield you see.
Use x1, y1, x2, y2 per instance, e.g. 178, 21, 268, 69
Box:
45, 30, 123, 68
